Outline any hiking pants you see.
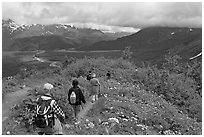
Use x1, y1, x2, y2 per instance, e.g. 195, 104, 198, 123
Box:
38, 117, 63, 135
90, 85, 99, 102
72, 105, 81, 119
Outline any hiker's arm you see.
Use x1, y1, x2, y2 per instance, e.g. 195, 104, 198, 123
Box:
99, 85, 101, 94
67, 88, 72, 102
97, 80, 101, 93
97, 79, 100, 86
51, 100, 65, 119
80, 89, 86, 104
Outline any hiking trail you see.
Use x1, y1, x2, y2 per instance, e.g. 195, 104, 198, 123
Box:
77, 101, 96, 122
2, 87, 32, 121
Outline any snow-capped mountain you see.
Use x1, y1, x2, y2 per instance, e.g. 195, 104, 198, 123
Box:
2, 19, 134, 51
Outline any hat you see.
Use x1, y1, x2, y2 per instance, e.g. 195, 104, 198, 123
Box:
72, 79, 79, 86
92, 73, 96, 78
43, 83, 53, 90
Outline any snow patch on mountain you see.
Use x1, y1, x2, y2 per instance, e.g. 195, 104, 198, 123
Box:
46, 31, 53, 34
3, 19, 139, 35
189, 52, 202, 60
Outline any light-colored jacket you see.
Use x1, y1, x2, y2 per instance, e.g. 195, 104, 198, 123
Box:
89, 78, 100, 95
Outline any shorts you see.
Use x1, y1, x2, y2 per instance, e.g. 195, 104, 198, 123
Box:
38, 118, 63, 135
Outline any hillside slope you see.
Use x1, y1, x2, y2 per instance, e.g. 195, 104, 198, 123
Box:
2, 57, 202, 135
2, 77, 202, 135
79, 27, 202, 63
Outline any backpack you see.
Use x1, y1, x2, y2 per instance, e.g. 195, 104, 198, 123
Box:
34, 97, 54, 128
87, 74, 92, 81
70, 90, 77, 104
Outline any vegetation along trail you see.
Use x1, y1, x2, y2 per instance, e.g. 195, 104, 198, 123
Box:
77, 101, 96, 122
2, 87, 32, 121
2, 56, 202, 135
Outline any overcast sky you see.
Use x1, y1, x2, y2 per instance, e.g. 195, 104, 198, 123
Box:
2, 2, 202, 32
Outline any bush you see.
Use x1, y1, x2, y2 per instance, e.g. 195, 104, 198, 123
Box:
61, 57, 135, 82
133, 54, 202, 122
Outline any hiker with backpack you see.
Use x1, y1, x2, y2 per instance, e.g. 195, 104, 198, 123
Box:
68, 79, 86, 120
34, 83, 66, 135
87, 70, 92, 81
89, 73, 101, 103
107, 70, 111, 80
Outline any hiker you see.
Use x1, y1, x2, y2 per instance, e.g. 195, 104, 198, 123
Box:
34, 83, 66, 135
68, 79, 86, 119
89, 73, 101, 103
87, 70, 92, 81
106, 70, 111, 80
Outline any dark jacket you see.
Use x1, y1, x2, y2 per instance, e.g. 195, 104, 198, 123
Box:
68, 86, 86, 105
87, 73, 92, 81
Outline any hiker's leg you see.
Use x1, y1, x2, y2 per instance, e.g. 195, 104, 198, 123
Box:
89, 87, 94, 102
53, 118, 63, 135
42, 126, 53, 135
72, 105, 77, 118
37, 128, 46, 135
75, 105, 81, 119
74, 106, 78, 118
92, 95, 96, 102
96, 94, 99, 101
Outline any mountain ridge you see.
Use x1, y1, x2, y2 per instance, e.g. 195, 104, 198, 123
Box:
78, 27, 202, 63
2, 19, 134, 51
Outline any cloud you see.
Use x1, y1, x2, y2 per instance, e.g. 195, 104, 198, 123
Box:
2, 2, 202, 28
67, 22, 140, 33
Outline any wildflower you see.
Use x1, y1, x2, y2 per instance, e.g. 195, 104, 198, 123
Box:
102, 122, 109, 125
6, 131, 10, 135
65, 124, 74, 128
137, 124, 147, 130
74, 121, 81, 125
98, 118, 101, 123
108, 117, 119, 124
123, 118, 128, 121
88, 122, 94, 128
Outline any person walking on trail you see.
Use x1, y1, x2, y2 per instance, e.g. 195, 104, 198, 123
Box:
34, 83, 66, 135
87, 70, 92, 81
90, 73, 101, 103
68, 79, 86, 120
107, 70, 111, 80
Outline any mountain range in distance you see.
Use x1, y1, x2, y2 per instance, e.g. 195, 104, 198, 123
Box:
79, 27, 202, 63
2, 19, 135, 51
2, 19, 202, 63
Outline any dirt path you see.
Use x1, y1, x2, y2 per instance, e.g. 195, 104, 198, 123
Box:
77, 101, 95, 122
2, 87, 32, 121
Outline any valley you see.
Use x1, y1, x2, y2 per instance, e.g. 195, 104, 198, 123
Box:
2, 2, 202, 135
2, 19, 202, 135
2, 50, 122, 77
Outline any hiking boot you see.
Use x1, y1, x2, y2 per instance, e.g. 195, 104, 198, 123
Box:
38, 132, 45, 135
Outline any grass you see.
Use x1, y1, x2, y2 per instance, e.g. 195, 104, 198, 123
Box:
2, 54, 202, 135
